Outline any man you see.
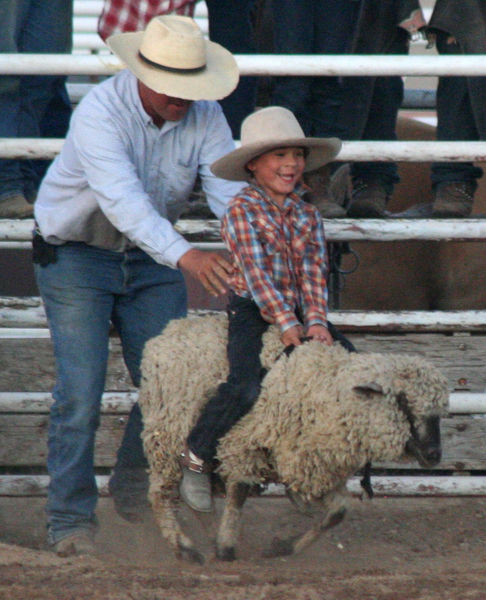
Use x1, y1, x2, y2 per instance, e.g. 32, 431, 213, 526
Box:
33, 15, 241, 557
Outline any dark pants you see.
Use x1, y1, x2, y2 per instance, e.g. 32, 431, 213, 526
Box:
205, 0, 258, 138
337, 28, 409, 187
187, 294, 269, 462
271, 0, 359, 139
188, 294, 356, 463
431, 31, 483, 186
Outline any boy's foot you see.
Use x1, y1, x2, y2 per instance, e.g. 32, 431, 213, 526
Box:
52, 531, 96, 557
179, 447, 213, 512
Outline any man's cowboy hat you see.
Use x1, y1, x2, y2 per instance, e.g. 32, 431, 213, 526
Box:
107, 15, 239, 101
211, 106, 342, 181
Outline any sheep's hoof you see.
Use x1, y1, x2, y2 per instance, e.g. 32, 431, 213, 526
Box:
262, 536, 293, 558
178, 545, 205, 564
216, 546, 236, 561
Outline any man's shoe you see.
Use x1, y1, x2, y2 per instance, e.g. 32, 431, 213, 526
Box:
179, 447, 213, 513
432, 181, 476, 217
347, 178, 390, 218
108, 466, 151, 523
52, 532, 96, 557
0, 193, 34, 218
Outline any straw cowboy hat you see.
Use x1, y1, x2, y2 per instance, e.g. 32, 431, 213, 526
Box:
107, 15, 239, 101
211, 106, 342, 181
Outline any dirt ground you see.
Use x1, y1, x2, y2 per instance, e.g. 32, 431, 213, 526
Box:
0, 495, 485, 600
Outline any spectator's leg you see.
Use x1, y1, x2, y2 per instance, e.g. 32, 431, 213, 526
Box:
18, 0, 73, 200
309, 0, 360, 138
348, 29, 407, 217
0, 0, 32, 216
431, 32, 482, 217
109, 249, 187, 522
270, 0, 314, 134
206, 0, 257, 137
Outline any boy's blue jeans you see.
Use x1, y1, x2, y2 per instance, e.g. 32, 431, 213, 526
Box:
35, 242, 187, 544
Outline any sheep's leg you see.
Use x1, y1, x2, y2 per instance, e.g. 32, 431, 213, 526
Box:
263, 488, 347, 558
216, 480, 250, 561
150, 491, 205, 564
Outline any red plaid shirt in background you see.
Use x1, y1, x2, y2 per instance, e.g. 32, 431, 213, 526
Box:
98, 0, 198, 41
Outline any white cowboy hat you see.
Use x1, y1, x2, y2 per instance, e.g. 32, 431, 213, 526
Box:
211, 106, 342, 181
107, 15, 239, 101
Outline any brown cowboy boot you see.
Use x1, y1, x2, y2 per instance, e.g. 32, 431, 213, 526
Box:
304, 164, 347, 218
347, 177, 391, 218
432, 181, 476, 217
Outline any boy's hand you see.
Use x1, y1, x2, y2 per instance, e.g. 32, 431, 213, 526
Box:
178, 248, 233, 297
281, 324, 305, 347
307, 324, 333, 346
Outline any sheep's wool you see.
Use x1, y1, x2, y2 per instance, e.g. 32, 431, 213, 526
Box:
139, 314, 449, 500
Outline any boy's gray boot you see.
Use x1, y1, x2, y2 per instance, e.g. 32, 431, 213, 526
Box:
432, 181, 476, 217
179, 468, 213, 512
179, 447, 213, 512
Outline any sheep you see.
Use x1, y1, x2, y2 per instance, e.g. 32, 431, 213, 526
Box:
139, 313, 449, 564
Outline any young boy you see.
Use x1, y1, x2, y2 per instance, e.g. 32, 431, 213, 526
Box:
179, 106, 343, 512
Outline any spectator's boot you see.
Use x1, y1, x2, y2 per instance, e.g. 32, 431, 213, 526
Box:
0, 193, 34, 218
179, 446, 213, 513
304, 164, 347, 218
347, 177, 391, 218
432, 181, 476, 217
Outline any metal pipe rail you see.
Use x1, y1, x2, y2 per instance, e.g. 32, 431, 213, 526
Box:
0, 390, 482, 414
3, 53, 486, 77
3, 218, 486, 244
2, 296, 486, 333
3, 139, 486, 163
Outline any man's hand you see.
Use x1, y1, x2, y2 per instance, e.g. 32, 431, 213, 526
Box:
178, 248, 233, 297
281, 324, 305, 348
307, 324, 333, 346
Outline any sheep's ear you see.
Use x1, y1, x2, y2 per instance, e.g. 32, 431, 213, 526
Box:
353, 382, 384, 399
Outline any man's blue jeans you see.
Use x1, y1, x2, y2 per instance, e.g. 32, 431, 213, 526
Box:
35, 243, 187, 544
0, 0, 72, 201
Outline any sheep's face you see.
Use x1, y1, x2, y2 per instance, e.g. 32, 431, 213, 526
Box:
403, 411, 442, 467
352, 358, 448, 468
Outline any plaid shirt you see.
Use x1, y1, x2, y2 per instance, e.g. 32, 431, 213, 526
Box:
222, 184, 329, 333
98, 0, 197, 41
